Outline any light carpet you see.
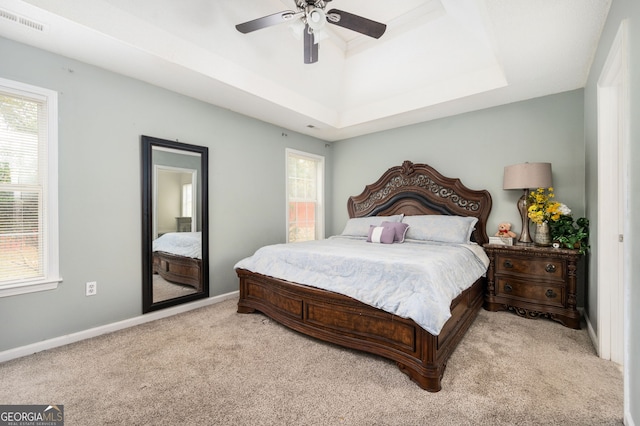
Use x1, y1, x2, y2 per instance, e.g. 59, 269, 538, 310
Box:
0, 299, 623, 425
152, 274, 197, 303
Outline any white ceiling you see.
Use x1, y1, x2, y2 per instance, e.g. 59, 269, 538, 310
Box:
0, 0, 611, 141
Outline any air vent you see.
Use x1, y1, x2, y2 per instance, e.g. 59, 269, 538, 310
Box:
0, 9, 18, 23
0, 8, 45, 32
19, 16, 44, 31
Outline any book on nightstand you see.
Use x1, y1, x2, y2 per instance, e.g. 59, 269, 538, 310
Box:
488, 236, 514, 246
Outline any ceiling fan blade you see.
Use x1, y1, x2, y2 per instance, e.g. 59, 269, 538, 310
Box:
326, 9, 387, 39
303, 24, 318, 64
236, 11, 301, 34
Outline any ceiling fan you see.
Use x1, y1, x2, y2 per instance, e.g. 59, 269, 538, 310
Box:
235, 0, 387, 64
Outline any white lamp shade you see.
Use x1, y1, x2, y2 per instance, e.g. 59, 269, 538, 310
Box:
503, 162, 552, 189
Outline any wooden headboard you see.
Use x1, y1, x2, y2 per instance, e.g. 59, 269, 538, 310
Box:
347, 161, 493, 245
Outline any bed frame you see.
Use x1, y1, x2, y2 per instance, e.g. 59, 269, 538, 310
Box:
236, 161, 492, 391
153, 252, 202, 292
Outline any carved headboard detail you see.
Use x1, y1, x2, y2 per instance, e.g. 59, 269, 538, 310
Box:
347, 161, 492, 245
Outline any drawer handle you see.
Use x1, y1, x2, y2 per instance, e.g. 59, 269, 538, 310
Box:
503, 260, 513, 268
504, 283, 513, 293
545, 289, 557, 298
545, 264, 557, 273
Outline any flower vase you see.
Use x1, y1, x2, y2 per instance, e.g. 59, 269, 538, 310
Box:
534, 222, 551, 246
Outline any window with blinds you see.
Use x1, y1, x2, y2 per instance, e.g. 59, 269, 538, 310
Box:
0, 78, 60, 297
182, 183, 193, 217
286, 149, 324, 243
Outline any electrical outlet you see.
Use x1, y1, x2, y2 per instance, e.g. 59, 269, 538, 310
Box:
85, 281, 97, 296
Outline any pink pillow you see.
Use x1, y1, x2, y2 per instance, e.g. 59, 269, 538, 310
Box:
367, 225, 395, 244
381, 221, 410, 243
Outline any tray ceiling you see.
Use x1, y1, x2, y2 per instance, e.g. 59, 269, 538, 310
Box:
0, 0, 611, 141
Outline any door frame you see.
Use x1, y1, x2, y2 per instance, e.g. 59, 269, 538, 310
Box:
596, 17, 629, 414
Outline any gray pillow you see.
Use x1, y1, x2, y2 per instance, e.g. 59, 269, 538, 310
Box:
402, 215, 478, 244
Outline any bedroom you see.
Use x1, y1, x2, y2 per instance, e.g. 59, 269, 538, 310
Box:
0, 0, 638, 424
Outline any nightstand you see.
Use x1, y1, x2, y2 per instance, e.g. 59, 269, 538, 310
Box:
175, 217, 192, 232
483, 244, 582, 329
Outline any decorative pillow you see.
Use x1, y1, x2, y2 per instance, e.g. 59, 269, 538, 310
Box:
381, 221, 410, 243
401, 215, 478, 244
367, 225, 395, 244
340, 214, 404, 237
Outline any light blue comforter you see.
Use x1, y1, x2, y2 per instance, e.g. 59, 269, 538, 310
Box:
234, 236, 489, 335
153, 232, 201, 259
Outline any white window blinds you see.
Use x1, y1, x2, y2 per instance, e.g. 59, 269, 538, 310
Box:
0, 78, 60, 296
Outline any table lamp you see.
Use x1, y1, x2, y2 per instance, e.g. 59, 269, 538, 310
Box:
503, 162, 552, 243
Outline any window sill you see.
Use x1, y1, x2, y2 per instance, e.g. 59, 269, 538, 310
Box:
0, 277, 63, 298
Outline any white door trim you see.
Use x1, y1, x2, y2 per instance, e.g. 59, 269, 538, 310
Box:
596, 18, 629, 418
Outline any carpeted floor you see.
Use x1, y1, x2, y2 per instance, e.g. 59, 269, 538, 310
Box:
153, 274, 197, 303
0, 299, 624, 425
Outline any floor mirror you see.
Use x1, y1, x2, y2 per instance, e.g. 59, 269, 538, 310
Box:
141, 135, 209, 313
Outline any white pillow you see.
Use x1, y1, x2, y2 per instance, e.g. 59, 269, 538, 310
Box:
402, 215, 478, 244
340, 214, 404, 237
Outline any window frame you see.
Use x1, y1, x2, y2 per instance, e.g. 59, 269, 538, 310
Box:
285, 148, 325, 243
0, 77, 61, 297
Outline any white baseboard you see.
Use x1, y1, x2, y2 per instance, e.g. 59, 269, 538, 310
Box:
582, 309, 599, 355
584, 310, 636, 426
0, 291, 239, 363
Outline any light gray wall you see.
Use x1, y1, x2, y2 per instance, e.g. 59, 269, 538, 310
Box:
0, 37, 332, 351
584, 1, 639, 423
330, 91, 586, 242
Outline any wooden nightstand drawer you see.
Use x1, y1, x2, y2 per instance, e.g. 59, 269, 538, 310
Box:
483, 244, 582, 329
495, 254, 565, 282
496, 278, 564, 307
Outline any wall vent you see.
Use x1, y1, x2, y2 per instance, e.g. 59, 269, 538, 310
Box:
0, 8, 45, 32
0, 9, 18, 23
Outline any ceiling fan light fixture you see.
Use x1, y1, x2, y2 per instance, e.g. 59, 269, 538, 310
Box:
289, 19, 305, 40
307, 8, 326, 31
313, 28, 329, 44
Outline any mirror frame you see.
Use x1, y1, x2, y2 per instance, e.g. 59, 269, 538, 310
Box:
141, 135, 209, 313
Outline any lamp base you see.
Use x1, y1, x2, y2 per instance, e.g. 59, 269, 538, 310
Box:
517, 189, 532, 244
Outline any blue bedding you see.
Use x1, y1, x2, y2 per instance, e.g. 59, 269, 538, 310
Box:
234, 236, 489, 335
153, 232, 201, 259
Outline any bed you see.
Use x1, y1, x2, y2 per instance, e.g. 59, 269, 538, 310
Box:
235, 161, 492, 392
152, 231, 202, 292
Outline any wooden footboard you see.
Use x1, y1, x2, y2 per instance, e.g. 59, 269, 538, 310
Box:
153, 252, 202, 291
237, 268, 484, 392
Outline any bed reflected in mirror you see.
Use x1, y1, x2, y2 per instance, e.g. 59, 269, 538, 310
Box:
141, 135, 209, 313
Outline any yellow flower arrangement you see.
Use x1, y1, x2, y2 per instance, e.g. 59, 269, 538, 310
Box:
527, 187, 571, 224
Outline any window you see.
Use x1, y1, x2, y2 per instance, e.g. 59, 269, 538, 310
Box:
0, 77, 60, 297
182, 183, 193, 217
286, 149, 324, 242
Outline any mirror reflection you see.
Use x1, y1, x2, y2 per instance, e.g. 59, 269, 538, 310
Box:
141, 136, 208, 313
